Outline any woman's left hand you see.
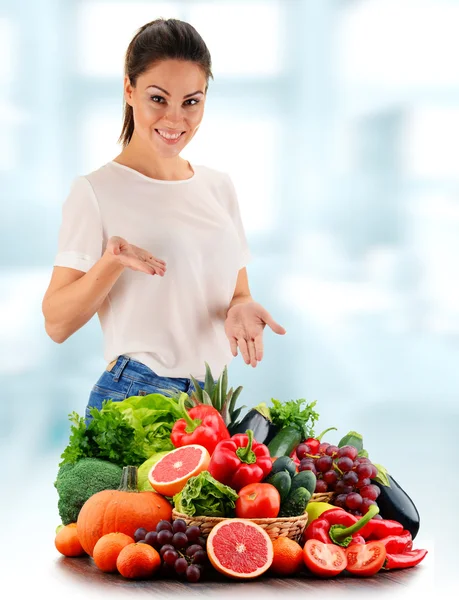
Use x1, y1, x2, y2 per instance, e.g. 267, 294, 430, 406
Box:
224, 301, 286, 367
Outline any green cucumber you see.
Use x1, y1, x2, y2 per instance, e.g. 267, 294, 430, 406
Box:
270, 455, 297, 478
264, 471, 292, 503
279, 487, 312, 517
268, 426, 302, 458
290, 470, 317, 496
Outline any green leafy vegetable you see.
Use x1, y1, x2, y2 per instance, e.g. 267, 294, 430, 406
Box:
59, 393, 182, 468
269, 398, 319, 439
173, 471, 239, 517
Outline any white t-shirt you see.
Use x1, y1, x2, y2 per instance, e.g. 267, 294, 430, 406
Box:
53, 161, 251, 381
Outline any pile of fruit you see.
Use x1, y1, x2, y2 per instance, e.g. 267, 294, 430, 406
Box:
53, 363, 428, 582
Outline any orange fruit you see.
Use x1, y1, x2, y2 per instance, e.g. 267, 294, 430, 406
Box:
270, 537, 304, 576
148, 444, 210, 497
116, 543, 161, 579
93, 532, 135, 572
54, 523, 86, 557
207, 519, 273, 579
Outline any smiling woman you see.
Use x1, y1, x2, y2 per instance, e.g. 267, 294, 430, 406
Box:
42, 17, 286, 422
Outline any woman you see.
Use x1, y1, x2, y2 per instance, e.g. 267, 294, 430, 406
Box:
42, 18, 286, 419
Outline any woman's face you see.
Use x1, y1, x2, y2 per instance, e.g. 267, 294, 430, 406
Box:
124, 59, 207, 157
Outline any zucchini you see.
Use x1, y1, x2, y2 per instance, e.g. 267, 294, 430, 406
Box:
268, 426, 302, 458
279, 487, 312, 517
290, 470, 316, 496
270, 455, 297, 478
264, 471, 291, 503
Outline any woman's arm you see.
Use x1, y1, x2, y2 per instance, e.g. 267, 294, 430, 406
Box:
228, 268, 253, 311
42, 251, 125, 344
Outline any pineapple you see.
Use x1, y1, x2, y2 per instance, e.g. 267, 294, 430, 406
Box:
188, 363, 245, 430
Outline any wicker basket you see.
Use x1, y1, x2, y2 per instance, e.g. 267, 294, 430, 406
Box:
172, 509, 309, 543
310, 491, 335, 504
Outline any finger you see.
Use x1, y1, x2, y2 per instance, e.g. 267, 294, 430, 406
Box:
237, 338, 250, 365
229, 337, 238, 357
147, 255, 167, 266
254, 334, 264, 362
261, 310, 286, 335
248, 339, 257, 368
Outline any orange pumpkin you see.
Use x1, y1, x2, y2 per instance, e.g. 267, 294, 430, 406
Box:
76, 465, 172, 556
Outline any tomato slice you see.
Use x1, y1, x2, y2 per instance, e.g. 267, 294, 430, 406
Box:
345, 541, 387, 576
303, 539, 347, 577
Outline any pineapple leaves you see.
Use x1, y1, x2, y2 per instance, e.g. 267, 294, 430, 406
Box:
188, 363, 244, 428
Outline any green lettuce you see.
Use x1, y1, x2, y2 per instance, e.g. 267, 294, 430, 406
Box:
59, 393, 182, 468
173, 471, 239, 517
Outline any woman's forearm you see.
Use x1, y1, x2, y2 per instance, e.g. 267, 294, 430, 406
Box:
43, 252, 125, 343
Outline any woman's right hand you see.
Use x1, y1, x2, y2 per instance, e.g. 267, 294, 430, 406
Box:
105, 236, 167, 276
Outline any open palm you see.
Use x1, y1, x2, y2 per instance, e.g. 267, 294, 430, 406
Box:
225, 301, 286, 367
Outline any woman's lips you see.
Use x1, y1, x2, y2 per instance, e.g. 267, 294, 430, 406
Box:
155, 129, 185, 145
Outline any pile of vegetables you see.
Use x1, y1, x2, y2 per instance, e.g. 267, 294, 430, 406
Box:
53, 362, 428, 581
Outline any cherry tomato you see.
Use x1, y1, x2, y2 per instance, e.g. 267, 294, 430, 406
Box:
345, 541, 387, 576
235, 483, 280, 519
303, 539, 347, 577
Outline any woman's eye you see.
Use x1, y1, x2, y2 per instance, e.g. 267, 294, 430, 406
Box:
149, 96, 199, 106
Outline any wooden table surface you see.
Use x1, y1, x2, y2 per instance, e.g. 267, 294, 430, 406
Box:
55, 554, 427, 596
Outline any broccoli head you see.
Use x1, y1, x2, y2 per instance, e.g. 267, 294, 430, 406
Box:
54, 458, 123, 525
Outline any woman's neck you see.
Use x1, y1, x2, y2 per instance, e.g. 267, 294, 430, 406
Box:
113, 137, 193, 181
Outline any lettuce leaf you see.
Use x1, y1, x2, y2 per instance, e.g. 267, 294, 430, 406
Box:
59, 393, 182, 468
173, 471, 239, 517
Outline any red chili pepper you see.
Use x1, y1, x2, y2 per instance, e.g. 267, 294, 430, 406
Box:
303, 427, 337, 455
359, 516, 404, 540
170, 394, 230, 455
304, 504, 380, 547
383, 548, 428, 570
207, 429, 272, 492
377, 530, 412, 553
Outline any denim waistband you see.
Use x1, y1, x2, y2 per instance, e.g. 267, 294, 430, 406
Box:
107, 355, 198, 386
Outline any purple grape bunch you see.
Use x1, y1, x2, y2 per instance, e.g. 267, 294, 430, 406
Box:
134, 519, 207, 582
296, 442, 381, 517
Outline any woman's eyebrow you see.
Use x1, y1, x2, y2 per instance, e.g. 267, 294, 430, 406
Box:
146, 85, 204, 98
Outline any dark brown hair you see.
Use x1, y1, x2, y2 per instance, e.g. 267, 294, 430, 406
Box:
118, 18, 213, 147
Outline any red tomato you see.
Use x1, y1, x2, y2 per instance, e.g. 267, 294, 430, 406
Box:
345, 541, 386, 576
303, 539, 347, 577
235, 483, 280, 519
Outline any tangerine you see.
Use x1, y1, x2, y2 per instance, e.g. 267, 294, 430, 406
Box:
270, 537, 304, 576
54, 523, 86, 557
93, 532, 135, 572
116, 543, 161, 579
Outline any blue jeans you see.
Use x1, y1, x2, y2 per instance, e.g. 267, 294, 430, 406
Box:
85, 355, 205, 424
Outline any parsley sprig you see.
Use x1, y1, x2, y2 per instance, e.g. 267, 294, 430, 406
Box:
269, 398, 319, 439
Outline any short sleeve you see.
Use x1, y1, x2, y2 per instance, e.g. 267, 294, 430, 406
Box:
53, 176, 103, 272
224, 174, 252, 269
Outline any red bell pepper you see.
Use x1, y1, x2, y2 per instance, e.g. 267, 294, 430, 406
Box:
304, 504, 380, 547
208, 429, 272, 492
383, 548, 428, 570
170, 394, 230, 455
359, 516, 404, 539
377, 530, 412, 553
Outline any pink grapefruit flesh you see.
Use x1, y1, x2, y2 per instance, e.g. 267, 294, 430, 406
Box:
207, 519, 274, 579
148, 444, 210, 496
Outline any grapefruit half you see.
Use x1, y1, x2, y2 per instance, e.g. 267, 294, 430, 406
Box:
148, 444, 210, 497
207, 519, 274, 579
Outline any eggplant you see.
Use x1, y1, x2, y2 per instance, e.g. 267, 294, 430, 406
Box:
228, 404, 278, 445
372, 474, 420, 540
